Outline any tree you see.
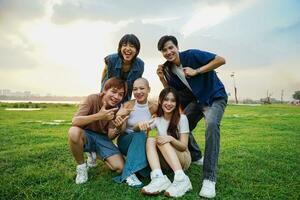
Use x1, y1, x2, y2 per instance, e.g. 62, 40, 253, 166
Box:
293, 91, 300, 100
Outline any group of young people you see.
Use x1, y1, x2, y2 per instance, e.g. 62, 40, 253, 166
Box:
68, 34, 227, 198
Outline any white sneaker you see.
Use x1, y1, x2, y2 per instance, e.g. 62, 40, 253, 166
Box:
141, 175, 171, 195
164, 174, 192, 197
192, 156, 204, 166
75, 163, 88, 184
199, 179, 216, 198
86, 152, 97, 168
126, 174, 143, 188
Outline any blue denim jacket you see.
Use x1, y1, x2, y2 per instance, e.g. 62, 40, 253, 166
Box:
163, 49, 227, 106
101, 53, 144, 102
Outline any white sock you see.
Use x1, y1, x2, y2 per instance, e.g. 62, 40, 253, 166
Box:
151, 169, 163, 178
174, 169, 185, 179
77, 163, 87, 169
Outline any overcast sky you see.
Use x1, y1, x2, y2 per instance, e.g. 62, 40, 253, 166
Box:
0, 0, 299, 101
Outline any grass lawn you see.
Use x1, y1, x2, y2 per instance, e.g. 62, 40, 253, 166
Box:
0, 103, 299, 200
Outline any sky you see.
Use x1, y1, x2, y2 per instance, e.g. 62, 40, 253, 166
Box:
0, 0, 299, 101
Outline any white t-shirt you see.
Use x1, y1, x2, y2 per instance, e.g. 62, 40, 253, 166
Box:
125, 101, 152, 133
151, 114, 190, 136
171, 64, 193, 91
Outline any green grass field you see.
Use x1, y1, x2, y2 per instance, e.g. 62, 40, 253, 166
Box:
0, 103, 299, 200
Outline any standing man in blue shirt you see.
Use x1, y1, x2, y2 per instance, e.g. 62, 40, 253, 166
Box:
156, 35, 227, 198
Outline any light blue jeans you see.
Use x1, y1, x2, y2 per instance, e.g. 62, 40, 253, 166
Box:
113, 131, 150, 183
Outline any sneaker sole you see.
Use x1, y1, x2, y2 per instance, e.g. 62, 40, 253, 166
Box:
141, 188, 160, 196
164, 183, 193, 197
141, 182, 171, 196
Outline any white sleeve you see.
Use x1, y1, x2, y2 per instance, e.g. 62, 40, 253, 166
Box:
179, 115, 190, 134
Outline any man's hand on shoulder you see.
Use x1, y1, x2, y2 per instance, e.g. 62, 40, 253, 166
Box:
156, 64, 165, 79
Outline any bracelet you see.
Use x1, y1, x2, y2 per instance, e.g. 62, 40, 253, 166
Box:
114, 127, 121, 135
196, 68, 202, 74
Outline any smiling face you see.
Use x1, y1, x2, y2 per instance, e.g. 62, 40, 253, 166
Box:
102, 87, 125, 107
161, 40, 180, 64
120, 42, 137, 63
161, 92, 177, 115
133, 79, 150, 104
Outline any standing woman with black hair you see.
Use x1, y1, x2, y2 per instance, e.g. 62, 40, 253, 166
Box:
101, 34, 144, 103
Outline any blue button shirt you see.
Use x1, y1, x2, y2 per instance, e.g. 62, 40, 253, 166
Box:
163, 49, 227, 106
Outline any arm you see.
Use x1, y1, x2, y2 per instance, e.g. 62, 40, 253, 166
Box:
170, 133, 188, 152
108, 127, 120, 140
183, 55, 226, 77
72, 102, 118, 127
72, 113, 102, 127
156, 134, 188, 152
157, 64, 168, 88
101, 64, 108, 83
196, 55, 225, 74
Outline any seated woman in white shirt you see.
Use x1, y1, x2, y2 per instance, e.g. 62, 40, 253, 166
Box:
141, 87, 192, 198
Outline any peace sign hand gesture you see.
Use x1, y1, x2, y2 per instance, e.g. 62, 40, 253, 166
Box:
96, 102, 118, 121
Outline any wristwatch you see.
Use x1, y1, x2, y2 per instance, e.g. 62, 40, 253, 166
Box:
114, 127, 121, 136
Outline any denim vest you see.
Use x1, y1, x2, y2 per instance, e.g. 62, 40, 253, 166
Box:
101, 53, 144, 102
163, 49, 227, 106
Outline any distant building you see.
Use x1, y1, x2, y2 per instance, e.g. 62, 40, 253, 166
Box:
24, 91, 31, 97
3, 89, 11, 96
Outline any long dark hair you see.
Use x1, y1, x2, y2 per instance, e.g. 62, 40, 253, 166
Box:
157, 87, 181, 139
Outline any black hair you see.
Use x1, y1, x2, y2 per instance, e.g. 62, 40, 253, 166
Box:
157, 35, 178, 51
118, 34, 140, 60
157, 87, 181, 139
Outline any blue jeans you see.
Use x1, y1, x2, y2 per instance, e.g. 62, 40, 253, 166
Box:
113, 131, 150, 183
184, 98, 227, 182
83, 129, 120, 160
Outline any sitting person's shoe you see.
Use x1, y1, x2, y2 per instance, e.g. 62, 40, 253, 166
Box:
164, 174, 192, 197
86, 152, 97, 168
75, 163, 88, 184
126, 174, 143, 188
192, 156, 204, 166
199, 179, 216, 198
141, 175, 171, 195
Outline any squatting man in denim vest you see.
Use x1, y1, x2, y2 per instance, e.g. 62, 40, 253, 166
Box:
156, 35, 227, 198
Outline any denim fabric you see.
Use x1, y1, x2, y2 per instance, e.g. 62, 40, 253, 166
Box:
113, 131, 150, 183
101, 53, 144, 103
83, 129, 120, 160
184, 98, 227, 182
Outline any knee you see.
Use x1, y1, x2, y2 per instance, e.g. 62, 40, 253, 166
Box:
131, 132, 146, 143
68, 126, 83, 143
206, 119, 219, 130
156, 141, 171, 150
109, 160, 124, 173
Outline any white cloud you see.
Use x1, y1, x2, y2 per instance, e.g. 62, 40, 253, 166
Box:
141, 17, 180, 25
181, 4, 231, 37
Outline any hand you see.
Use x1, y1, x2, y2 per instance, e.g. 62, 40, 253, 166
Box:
156, 135, 174, 145
116, 104, 135, 117
113, 115, 129, 129
157, 64, 165, 79
97, 102, 118, 121
138, 122, 150, 132
137, 118, 155, 132
183, 67, 198, 77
